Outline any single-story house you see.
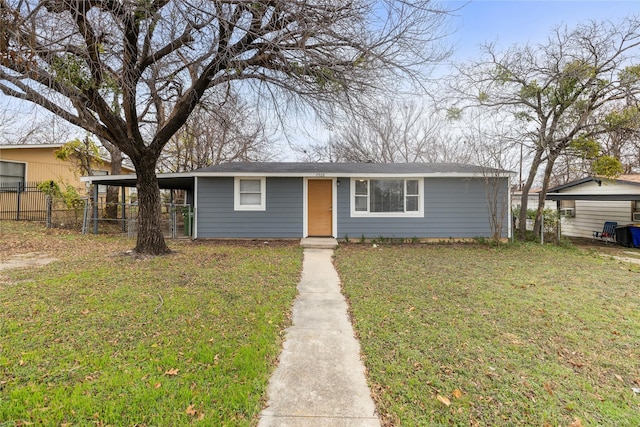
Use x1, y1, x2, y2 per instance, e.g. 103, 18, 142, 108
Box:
1, 144, 134, 221
82, 162, 515, 240
545, 175, 640, 239
0, 144, 134, 193
512, 189, 556, 213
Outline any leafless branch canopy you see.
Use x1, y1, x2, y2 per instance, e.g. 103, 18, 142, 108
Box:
446, 17, 640, 238
0, 0, 451, 253
298, 100, 471, 163
0, 0, 450, 160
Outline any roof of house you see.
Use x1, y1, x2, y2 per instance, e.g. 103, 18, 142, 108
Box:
81, 162, 514, 191
546, 175, 640, 201
0, 143, 65, 150
193, 162, 513, 176
547, 175, 640, 193
1, 143, 134, 172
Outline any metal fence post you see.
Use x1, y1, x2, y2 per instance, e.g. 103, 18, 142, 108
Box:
45, 195, 52, 228
81, 198, 89, 234
92, 184, 99, 234
16, 181, 23, 220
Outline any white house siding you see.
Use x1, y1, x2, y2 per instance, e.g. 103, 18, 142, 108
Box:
561, 200, 633, 239
512, 192, 555, 212
555, 180, 639, 239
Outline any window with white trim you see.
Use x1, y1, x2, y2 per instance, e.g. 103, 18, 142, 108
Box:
0, 160, 26, 192
234, 177, 266, 211
351, 178, 423, 217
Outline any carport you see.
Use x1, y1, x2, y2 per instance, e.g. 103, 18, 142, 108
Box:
80, 173, 195, 235
546, 178, 640, 246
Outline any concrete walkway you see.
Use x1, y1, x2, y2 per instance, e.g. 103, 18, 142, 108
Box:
258, 248, 380, 427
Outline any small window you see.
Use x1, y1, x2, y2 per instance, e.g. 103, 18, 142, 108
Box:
632, 201, 640, 221
354, 179, 368, 212
0, 160, 26, 192
234, 177, 266, 211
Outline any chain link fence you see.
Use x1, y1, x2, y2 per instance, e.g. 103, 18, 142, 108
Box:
83, 201, 192, 238
1, 181, 191, 238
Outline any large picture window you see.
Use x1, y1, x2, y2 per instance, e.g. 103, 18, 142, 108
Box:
0, 160, 26, 192
234, 177, 266, 211
351, 178, 423, 217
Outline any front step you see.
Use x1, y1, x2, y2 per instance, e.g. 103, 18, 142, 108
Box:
300, 237, 339, 249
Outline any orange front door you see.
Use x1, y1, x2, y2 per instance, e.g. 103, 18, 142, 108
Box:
307, 179, 333, 236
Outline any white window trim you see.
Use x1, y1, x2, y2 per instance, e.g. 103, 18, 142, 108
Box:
350, 177, 424, 218
234, 177, 266, 211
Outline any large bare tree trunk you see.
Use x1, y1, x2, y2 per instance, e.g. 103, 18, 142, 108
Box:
517, 148, 544, 240
133, 156, 170, 255
1, 0, 452, 254
102, 139, 123, 219
533, 151, 559, 237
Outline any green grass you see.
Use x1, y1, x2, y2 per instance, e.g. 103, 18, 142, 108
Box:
0, 222, 302, 426
335, 243, 640, 427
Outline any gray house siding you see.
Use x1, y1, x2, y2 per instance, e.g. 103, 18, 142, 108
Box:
196, 175, 509, 239
337, 177, 508, 239
196, 177, 303, 238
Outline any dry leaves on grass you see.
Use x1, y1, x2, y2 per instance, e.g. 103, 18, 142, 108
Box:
186, 404, 205, 420
568, 418, 584, 427
164, 368, 179, 376
436, 395, 451, 406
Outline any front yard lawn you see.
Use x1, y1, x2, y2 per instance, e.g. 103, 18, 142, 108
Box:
0, 222, 302, 426
336, 243, 640, 426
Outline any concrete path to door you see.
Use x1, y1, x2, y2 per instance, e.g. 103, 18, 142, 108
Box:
258, 244, 380, 427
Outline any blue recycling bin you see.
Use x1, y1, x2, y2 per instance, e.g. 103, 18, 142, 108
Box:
630, 226, 640, 248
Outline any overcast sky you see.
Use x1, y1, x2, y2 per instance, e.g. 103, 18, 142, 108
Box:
445, 0, 639, 61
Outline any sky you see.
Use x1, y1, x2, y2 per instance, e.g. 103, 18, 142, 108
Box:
2, 1, 639, 157
445, 0, 639, 62
293, 1, 640, 158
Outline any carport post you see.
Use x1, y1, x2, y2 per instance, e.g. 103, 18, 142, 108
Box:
121, 185, 127, 232
93, 183, 99, 234
556, 200, 561, 244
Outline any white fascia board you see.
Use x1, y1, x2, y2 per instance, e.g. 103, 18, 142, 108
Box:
80, 173, 137, 182
193, 171, 515, 178
80, 172, 195, 183
0, 144, 64, 150
80, 170, 515, 182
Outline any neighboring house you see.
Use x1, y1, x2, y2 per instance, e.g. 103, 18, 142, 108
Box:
1, 144, 134, 221
511, 188, 556, 231
0, 144, 132, 194
512, 189, 556, 214
82, 162, 515, 240
546, 175, 640, 239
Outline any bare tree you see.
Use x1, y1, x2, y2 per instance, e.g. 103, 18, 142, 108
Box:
461, 114, 519, 241
299, 100, 471, 163
0, 0, 451, 254
551, 100, 640, 185
448, 18, 640, 239
0, 104, 74, 145
158, 90, 274, 172
597, 103, 640, 172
